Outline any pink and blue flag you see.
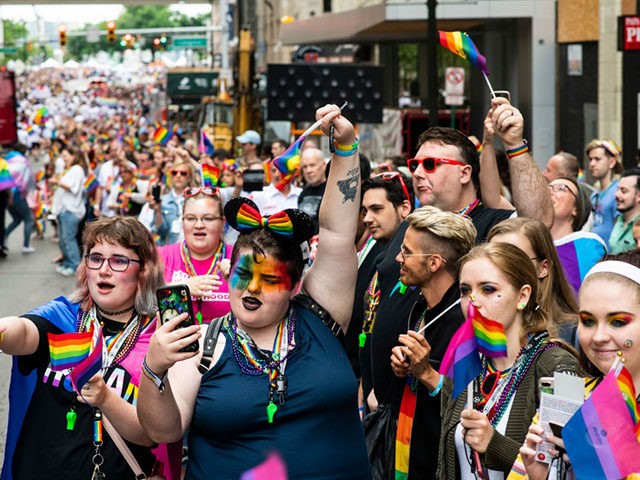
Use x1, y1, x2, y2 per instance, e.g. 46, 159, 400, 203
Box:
439, 302, 507, 398
240, 451, 288, 480
438, 31, 490, 76
564, 367, 640, 479
199, 130, 214, 155
69, 326, 103, 392
554, 232, 607, 295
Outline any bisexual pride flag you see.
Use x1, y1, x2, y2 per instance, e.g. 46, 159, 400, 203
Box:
438, 31, 490, 76
69, 328, 103, 392
440, 302, 507, 398
564, 366, 640, 479
199, 130, 215, 155
240, 451, 287, 480
201, 163, 220, 188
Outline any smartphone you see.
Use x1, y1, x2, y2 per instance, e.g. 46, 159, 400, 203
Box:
156, 285, 199, 352
152, 184, 161, 203
494, 90, 511, 103
549, 421, 563, 439
243, 169, 265, 192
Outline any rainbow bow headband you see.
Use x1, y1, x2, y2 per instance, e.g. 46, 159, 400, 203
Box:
224, 197, 316, 244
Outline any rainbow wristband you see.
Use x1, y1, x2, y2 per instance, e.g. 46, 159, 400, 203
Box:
506, 140, 529, 159
334, 137, 359, 151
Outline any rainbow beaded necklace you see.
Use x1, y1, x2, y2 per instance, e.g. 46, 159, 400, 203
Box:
180, 240, 225, 323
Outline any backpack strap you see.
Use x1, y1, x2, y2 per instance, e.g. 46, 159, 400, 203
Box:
293, 294, 344, 341
197, 315, 227, 374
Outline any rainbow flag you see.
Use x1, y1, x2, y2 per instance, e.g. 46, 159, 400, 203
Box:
564, 367, 640, 479
69, 326, 104, 392
99, 133, 110, 141
84, 173, 99, 194
395, 383, 418, 480
47, 327, 94, 371
0, 158, 17, 192
35, 170, 45, 182
617, 366, 640, 439
199, 130, 214, 155
201, 163, 220, 187
438, 31, 489, 76
153, 124, 171, 145
272, 137, 303, 189
240, 451, 288, 480
440, 302, 507, 398
33, 107, 50, 125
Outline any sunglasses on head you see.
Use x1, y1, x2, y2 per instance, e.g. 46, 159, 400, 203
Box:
375, 172, 411, 205
406, 157, 466, 173
184, 187, 219, 198
171, 170, 189, 177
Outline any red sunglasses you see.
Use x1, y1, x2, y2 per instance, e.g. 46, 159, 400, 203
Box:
184, 187, 219, 198
375, 172, 411, 205
406, 157, 466, 173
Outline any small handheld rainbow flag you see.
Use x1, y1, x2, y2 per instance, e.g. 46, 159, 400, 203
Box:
153, 124, 177, 146
199, 130, 215, 155
438, 31, 489, 76
48, 326, 94, 371
201, 163, 220, 188
33, 107, 50, 126
439, 302, 507, 398
271, 137, 303, 190
84, 173, 99, 194
0, 158, 17, 192
35, 170, 45, 182
564, 366, 640, 479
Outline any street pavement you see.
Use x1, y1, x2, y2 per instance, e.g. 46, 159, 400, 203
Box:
0, 222, 77, 471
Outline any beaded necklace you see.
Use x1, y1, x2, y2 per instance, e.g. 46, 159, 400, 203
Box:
473, 331, 552, 426
359, 271, 380, 348
180, 240, 225, 324
458, 198, 481, 218
227, 307, 297, 423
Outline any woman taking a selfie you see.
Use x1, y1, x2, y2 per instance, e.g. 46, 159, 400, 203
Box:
437, 242, 580, 479
158, 187, 231, 324
0, 217, 171, 479
137, 104, 370, 478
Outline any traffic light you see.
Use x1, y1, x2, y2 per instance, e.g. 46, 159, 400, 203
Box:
160, 35, 167, 49
121, 33, 134, 49
153, 38, 161, 49
58, 25, 67, 47
106, 21, 116, 43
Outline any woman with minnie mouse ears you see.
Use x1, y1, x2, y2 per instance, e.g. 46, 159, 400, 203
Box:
137, 104, 371, 479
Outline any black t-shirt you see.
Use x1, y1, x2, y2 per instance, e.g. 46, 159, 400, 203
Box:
297, 183, 326, 230
344, 240, 386, 378
13, 314, 156, 479
468, 203, 514, 243
407, 284, 465, 480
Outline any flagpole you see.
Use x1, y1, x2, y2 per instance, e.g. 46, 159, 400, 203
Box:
482, 72, 496, 99
298, 101, 349, 140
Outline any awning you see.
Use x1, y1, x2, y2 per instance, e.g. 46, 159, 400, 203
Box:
280, 3, 483, 45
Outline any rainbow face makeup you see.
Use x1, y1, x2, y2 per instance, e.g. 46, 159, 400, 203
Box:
230, 253, 292, 293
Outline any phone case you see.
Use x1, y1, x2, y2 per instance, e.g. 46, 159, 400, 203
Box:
156, 284, 199, 352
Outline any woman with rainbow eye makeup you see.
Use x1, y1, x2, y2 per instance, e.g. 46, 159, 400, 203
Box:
437, 242, 580, 480
518, 254, 640, 480
137, 104, 371, 479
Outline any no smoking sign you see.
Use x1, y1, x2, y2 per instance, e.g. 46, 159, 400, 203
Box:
445, 67, 465, 96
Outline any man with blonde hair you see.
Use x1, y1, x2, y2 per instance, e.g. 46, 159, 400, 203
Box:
389, 206, 476, 479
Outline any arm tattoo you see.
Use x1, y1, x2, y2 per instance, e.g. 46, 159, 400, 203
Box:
337, 174, 359, 203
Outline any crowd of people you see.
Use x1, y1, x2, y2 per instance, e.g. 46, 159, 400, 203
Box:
1, 63, 640, 480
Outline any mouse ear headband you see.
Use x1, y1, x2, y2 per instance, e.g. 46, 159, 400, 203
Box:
224, 197, 316, 245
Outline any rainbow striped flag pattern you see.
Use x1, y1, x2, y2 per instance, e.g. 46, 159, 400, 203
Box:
272, 136, 303, 189
201, 163, 220, 187
83, 173, 99, 194
0, 158, 17, 192
564, 366, 640, 479
395, 383, 418, 480
440, 302, 507, 398
199, 129, 215, 155
33, 107, 50, 125
438, 31, 490, 76
69, 326, 104, 392
48, 326, 94, 371
617, 366, 640, 439
236, 202, 294, 238
35, 170, 45, 182
153, 124, 177, 146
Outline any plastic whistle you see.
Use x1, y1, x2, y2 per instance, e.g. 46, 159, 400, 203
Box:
267, 401, 278, 423
66, 409, 77, 431
358, 332, 367, 348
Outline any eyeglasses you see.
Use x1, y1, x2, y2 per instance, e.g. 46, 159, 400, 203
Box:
476, 370, 500, 409
406, 157, 466, 173
171, 170, 189, 177
85, 253, 141, 272
182, 215, 224, 225
548, 183, 577, 198
184, 187, 219, 198
399, 245, 445, 260
375, 172, 411, 205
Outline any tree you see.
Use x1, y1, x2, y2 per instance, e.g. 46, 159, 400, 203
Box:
1, 19, 33, 62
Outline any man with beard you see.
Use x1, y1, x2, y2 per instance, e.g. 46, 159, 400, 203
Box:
609, 167, 640, 254
390, 206, 476, 479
